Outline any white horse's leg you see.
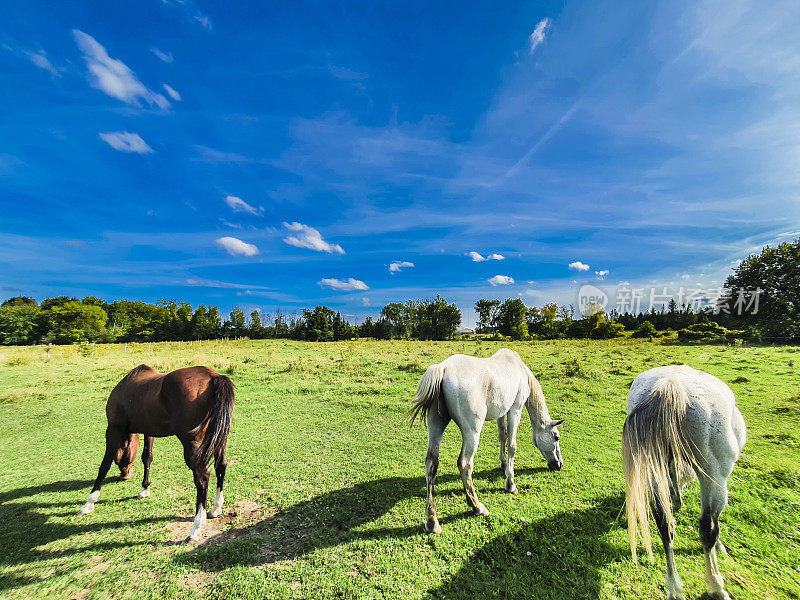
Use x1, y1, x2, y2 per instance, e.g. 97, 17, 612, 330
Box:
425, 410, 448, 533
497, 416, 507, 471
457, 425, 488, 516
653, 481, 685, 600
504, 406, 523, 494
699, 473, 731, 600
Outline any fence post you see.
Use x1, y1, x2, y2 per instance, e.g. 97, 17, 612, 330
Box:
91, 342, 95, 359
124, 343, 127, 356
148, 341, 151, 351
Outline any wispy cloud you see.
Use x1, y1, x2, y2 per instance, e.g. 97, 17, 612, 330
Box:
193, 145, 253, 164
389, 260, 414, 273
283, 222, 344, 254
568, 261, 590, 271
215, 236, 259, 257
24, 49, 62, 77
151, 47, 173, 63
595, 269, 609, 279
319, 277, 369, 291
467, 251, 505, 262
488, 274, 514, 286
162, 84, 181, 101
72, 30, 170, 109
160, 0, 213, 30
219, 218, 242, 229
528, 18, 551, 53
224, 195, 263, 216
329, 65, 368, 81
98, 132, 154, 154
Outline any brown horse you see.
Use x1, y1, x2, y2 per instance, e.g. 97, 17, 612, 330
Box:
77, 364, 235, 542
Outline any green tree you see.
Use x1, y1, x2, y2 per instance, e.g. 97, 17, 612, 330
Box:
0, 303, 40, 344
1, 296, 37, 308
248, 310, 266, 339
380, 302, 414, 339
301, 306, 335, 341
227, 307, 247, 338
722, 239, 800, 341
474, 299, 500, 334
497, 299, 528, 340
42, 301, 109, 343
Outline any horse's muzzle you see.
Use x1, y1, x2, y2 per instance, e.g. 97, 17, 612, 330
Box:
548, 460, 563, 472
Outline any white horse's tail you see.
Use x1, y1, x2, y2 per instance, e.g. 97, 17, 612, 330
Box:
409, 363, 445, 425
622, 377, 695, 561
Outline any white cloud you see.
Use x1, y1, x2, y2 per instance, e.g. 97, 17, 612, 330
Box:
528, 18, 551, 53
215, 236, 259, 257
162, 84, 181, 101
151, 47, 173, 63
72, 30, 170, 109
568, 261, 590, 271
488, 274, 515, 286
283, 222, 344, 254
24, 50, 61, 77
389, 260, 414, 273
224, 195, 262, 215
467, 251, 505, 262
361, 297, 371, 306
595, 269, 610, 279
194, 14, 213, 29
319, 277, 369, 291
98, 131, 154, 154
219, 218, 242, 229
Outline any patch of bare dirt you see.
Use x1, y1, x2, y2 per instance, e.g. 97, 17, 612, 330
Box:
166, 497, 273, 545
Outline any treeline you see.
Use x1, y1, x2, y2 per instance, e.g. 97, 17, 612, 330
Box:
0, 295, 462, 345
473, 297, 731, 341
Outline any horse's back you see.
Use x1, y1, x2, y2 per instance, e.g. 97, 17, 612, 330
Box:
439, 349, 528, 422
629, 365, 745, 457
161, 366, 220, 401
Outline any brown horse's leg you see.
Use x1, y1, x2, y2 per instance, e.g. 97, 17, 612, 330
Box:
208, 448, 227, 518
138, 436, 154, 499
181, 438, 210, 542
79, 426, 124, 515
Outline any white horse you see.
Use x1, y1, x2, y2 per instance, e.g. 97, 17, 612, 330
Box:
410, 348, 564, 534
623, 365, 746, 600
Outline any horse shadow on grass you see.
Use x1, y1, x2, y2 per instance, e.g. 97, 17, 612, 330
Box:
0, 478, 172, 592
429, 493, 626, 600
180, 465, 572, 573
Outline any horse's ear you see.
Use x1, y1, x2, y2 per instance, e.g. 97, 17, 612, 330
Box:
550, 419, 565, 427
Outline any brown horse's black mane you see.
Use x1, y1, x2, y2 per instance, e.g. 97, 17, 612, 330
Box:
121, 364, 156, 383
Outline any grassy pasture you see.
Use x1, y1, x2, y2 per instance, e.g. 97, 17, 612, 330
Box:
0, 338, 798, 600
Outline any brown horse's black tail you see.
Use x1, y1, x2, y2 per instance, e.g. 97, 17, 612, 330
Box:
197, 375, 235, 467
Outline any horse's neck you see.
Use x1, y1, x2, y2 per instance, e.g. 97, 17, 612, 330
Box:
525, 398, 547, 428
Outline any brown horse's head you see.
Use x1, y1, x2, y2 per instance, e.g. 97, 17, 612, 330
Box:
114, 434, 140, 479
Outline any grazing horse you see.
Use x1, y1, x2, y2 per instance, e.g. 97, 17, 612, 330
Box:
77, 365, 235, 542
623, 365, 746, 600
410, 348, 564, 533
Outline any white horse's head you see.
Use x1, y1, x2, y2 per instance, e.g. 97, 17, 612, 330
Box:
533, 418, 565, 471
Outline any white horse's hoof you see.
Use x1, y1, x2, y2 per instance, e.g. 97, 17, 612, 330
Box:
208, 506, 222, 519
77, 504, 94, 515
424, 518, 442, 534
504, 482, 518, 494
472, 503, 490, 517
185, 534, 200, 543
138, 488, 150, 499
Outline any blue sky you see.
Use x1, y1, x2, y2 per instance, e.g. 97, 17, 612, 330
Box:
2, 0, 800, 325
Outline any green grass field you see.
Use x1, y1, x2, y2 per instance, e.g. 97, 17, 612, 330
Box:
0, 339, 798, 599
